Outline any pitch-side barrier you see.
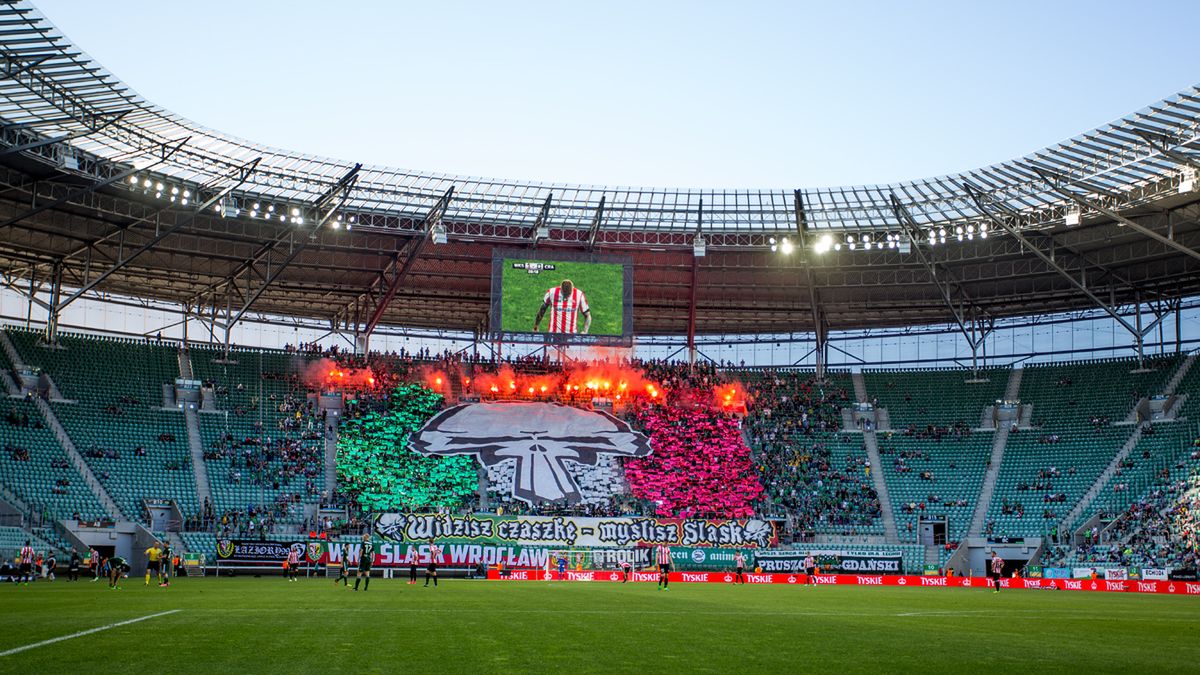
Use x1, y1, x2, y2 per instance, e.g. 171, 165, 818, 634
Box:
487, 569, 1200, 595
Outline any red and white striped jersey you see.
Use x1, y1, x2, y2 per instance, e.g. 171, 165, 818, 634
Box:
429, 545, 442, 562
20, 546, 34, 564
542, 286, 589, 333
991, 556, 1004, 573
656, 545, 672, 566
403, 548, 419, 564
287, 549, 299, 564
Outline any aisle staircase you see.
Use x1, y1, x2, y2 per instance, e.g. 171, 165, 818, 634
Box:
852, 371, 869, 403
862, 430, 899, 544
967, 368, 1021, 535
178, 347, 211, 511
324, 421, 339, 493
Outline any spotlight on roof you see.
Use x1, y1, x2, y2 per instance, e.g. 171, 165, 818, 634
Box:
779, 237, 794, 255
222, 201, 238, 218
431, 222, 448, 245
128, 175, 139, 185
1065, 206, 1081, 226
813, 233, 833, 254
693, 235, 706, 257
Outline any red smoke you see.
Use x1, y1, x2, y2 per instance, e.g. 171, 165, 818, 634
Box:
304, 359, 377, 391
714, 381, 747, 413
463, 361, 664, 404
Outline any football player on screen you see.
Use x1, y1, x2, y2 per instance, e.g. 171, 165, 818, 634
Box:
533, 279, 591, 334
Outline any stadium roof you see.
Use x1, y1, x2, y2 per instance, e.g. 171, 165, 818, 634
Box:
0, 0, 1199, 340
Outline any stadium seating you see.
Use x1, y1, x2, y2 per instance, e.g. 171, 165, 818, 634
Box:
6, 328, 196, 519
863, 368, 1009, 427
189, 346, 327, 525
982, 356, 1181, 538
1, 396, 106, 521
1019, 356, 1178, 425
6, 328, 180, 403
0, 525, 55, 560
6, 324, 1200, 573
877, 430, 991, 543
1073, 423, 1196, 529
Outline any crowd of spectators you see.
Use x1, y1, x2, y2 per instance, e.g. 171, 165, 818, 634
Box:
743, 375, 880, 533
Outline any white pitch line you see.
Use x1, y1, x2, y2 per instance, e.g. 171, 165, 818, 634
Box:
0, 609, 181, 657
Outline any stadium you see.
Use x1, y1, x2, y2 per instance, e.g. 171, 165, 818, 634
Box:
1, 0, 1200, 671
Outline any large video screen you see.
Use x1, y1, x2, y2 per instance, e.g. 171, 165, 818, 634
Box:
491, 249, 632, 344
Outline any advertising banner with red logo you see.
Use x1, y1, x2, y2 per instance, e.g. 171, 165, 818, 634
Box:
485, 570, 1200, 596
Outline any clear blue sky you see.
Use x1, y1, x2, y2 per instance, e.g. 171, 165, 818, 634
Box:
33, 0, 1200, 189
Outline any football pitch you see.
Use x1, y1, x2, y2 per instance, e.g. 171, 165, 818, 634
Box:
2, 578, 1197, 673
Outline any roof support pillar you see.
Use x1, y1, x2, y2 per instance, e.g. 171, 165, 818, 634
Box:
891, 193, 990, 377
794, 190, 827, 379
687, 199, 701, 368
0, 137, 187, 234
1035, 167, 1200, 264
586, 196, 606, 251
359, 186, 455, 351
221, 163, 361, 356
56, 155, 258, 316
965, 181, 1145, 367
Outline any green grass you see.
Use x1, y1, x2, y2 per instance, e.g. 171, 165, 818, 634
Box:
3, 578, 1199, 673
500, 258, 624, 336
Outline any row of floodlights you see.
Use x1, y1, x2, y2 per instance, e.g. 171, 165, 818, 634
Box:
127, 174, 361, 230
128, 175, 192, 206
769, 223, 991, 254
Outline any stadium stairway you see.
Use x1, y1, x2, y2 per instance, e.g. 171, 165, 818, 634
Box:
852, 371, 868, 403
324, 420, 338, 493
862, 430, 900, 544
1163, 352, 1197, 396
179, 346, 213, 509
0, 329, 24, 374
30, 396, 125, 521
1005, 364, 1024, 401
923, 544, 940, 569
183, 407, 212, 508
967, 367, 1021, 536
